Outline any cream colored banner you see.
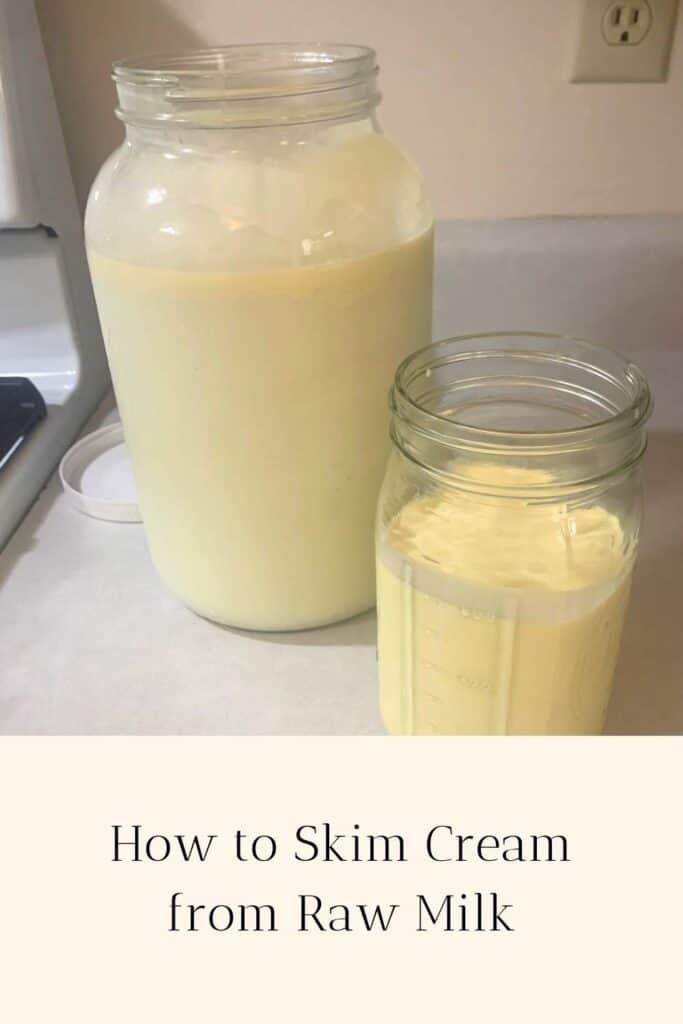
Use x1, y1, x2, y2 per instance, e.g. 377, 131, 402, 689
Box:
1, 737, 680, 1021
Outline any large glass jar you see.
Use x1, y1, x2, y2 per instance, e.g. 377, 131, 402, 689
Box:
377, 334, 652, 735
85, 44, 433, 630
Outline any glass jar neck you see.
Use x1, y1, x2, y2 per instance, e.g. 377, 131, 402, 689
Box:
113, 43, 380, 131
390, 333, 652, 498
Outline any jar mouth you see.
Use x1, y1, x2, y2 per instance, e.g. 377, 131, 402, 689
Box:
113, 42, 379, 127
391, 333, 652, 490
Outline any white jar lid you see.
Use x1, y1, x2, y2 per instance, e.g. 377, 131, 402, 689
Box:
59, 422, 142, 523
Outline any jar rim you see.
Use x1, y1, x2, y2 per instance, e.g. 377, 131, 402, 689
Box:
113, 41, 376, 94
113, 43, 380, 129
392, 332, 652, 458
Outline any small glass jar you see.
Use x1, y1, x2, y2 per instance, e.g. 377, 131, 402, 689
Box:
85, 44, 433, 630
376, 333, 652, 735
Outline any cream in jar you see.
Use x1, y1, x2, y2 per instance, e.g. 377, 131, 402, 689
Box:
376, 334, 651, 735
377, 464, 633, 735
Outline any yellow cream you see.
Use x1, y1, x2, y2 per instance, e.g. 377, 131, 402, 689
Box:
377, 465, 633, 734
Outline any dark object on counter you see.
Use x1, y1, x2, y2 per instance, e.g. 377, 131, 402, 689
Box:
0, 377, 46, 471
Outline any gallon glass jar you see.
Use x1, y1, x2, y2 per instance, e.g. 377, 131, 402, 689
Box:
85, 44, 433, 630
377, 333, 652, 735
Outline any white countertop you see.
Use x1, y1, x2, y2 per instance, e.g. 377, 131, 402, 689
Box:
2, 218, 682, 734
0, 391, 383, 734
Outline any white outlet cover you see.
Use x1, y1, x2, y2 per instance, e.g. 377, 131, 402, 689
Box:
572, 0, 679, 82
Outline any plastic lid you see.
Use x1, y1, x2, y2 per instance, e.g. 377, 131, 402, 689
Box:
59, 422, 142, 523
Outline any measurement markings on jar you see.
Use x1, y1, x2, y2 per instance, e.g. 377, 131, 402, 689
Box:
456, 605, 497, 622
420, 660, 493, 694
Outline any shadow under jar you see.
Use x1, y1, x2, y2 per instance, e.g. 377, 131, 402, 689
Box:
85, 44, 433, 630
376, 333, 652, 735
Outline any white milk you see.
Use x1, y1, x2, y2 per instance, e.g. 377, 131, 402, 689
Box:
89, 228, 432, 629
377, 466, 633, 734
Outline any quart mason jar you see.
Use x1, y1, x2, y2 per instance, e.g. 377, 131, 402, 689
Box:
85, 44, 433, 630
376, 334, 652, 735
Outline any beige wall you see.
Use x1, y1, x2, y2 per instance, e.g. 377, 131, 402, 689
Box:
36, 0, 683, 220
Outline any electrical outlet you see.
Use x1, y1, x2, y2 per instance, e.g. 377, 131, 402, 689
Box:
602, 2, 652, 45
571, 0, 679, 81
